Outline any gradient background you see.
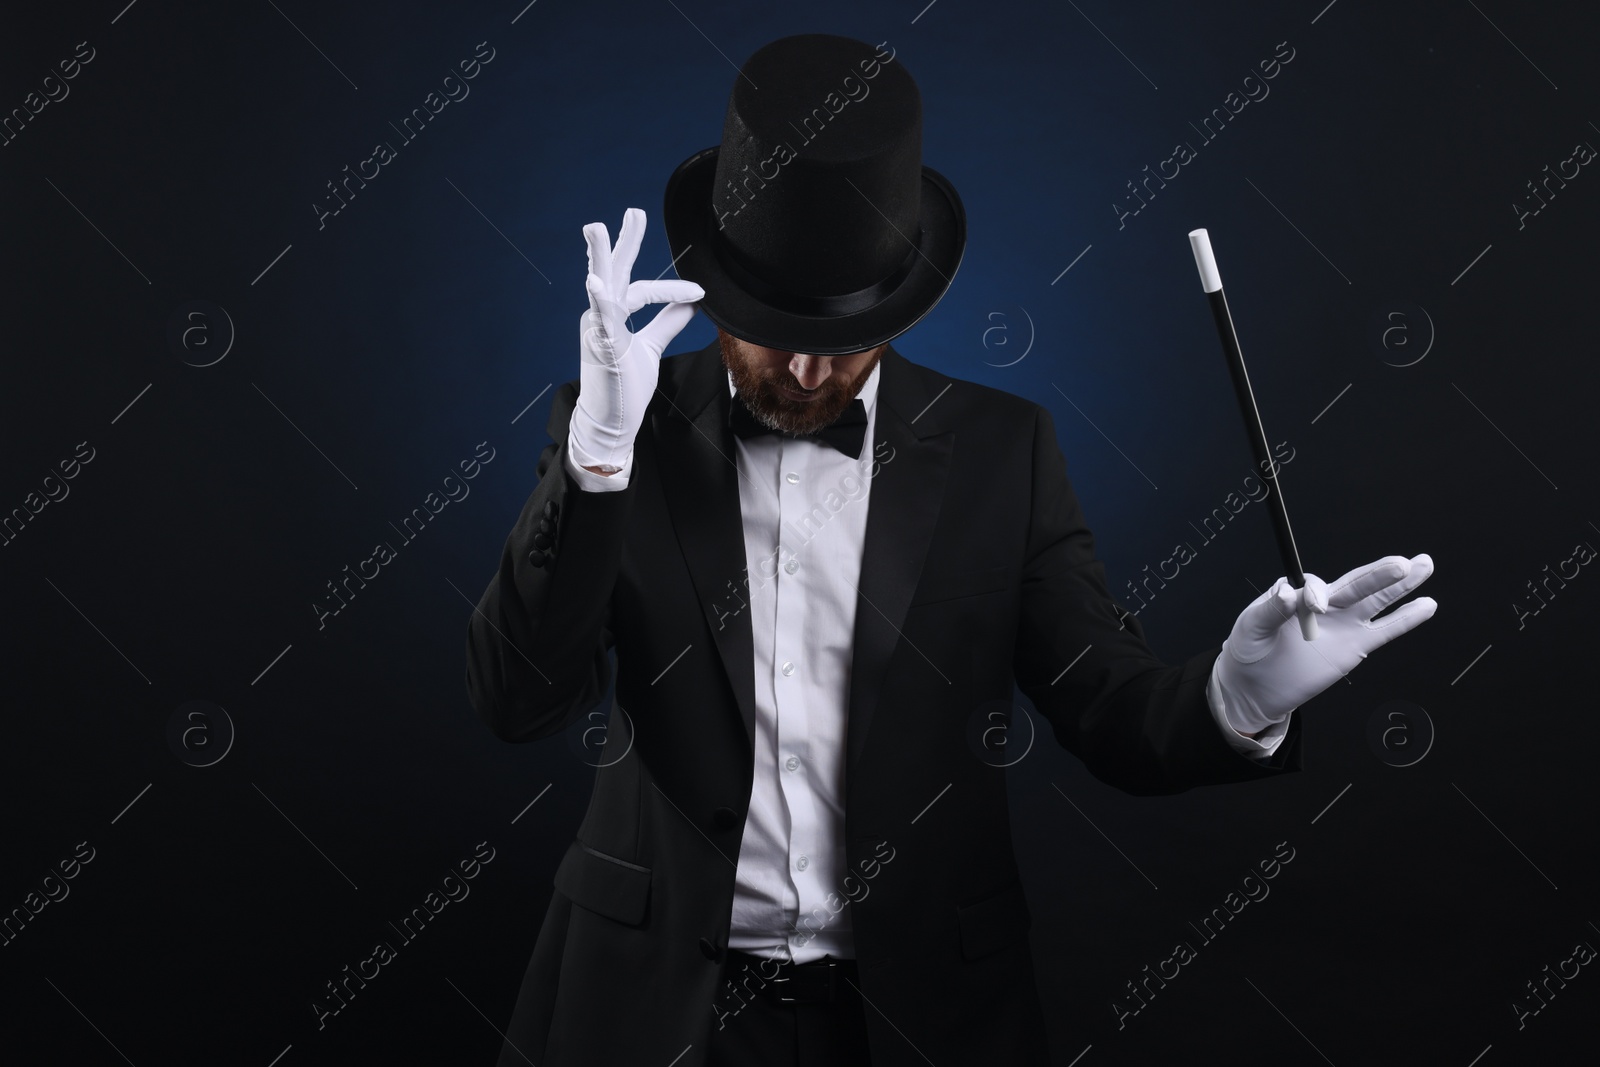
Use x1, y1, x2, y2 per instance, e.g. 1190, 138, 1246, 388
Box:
3, 1, 1596, 1064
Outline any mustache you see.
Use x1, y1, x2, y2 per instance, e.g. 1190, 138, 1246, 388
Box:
769, 374, 839, 397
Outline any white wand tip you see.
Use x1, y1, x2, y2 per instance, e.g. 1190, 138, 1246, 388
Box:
1298, 601, 1319, 641
1188, 228, 1222, 294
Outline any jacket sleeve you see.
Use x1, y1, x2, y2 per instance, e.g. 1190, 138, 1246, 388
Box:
1012, 404, 1303, 795
465, 377, 638, 743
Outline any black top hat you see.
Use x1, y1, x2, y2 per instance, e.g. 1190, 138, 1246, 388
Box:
662, 34, 966, 355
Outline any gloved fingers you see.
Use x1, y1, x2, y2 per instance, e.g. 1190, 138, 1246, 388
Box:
633, 299, 699, 356
1360, 595, 1438, 650
582, 273, 628, 362
1349, 553, 1435, 620
609, 208, 647, 289
1230, 576, 1301, 660
584, 272, 623, 328
583, 222, 614, 291
1324, 555, 1412, 611
624, 279, 705, 314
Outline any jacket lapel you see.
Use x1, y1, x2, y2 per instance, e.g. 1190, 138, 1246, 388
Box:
843, 345, 954, 779
655, 341, 955, 781
657, 343, 761, 754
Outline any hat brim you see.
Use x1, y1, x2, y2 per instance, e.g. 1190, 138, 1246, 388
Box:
662, 146, 966, 355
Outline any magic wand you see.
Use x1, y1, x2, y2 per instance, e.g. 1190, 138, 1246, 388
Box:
1188, 227, 1318, 641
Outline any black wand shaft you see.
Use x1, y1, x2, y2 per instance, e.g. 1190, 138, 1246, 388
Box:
1189, 228, 1317, 640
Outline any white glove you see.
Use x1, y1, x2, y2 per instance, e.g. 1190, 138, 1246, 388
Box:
1212, 553, 1438, 733
568, 207, 704, 471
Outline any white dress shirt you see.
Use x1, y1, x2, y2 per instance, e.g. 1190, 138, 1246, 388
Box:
563, 363, 1290, 963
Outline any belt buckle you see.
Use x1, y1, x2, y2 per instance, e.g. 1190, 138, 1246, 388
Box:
775, 957, 836, 1004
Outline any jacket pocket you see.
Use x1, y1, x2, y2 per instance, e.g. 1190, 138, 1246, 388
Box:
955, 879, 1032, 961
910, 565, 1010, 607
553, 840, 653, 926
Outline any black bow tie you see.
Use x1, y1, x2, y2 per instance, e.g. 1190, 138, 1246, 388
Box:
727, 394, 868, 459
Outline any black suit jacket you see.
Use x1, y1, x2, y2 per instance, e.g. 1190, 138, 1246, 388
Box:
465, 339, 1302, 1066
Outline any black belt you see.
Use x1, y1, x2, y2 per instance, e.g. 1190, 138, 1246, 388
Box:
723, 947, 859, 1005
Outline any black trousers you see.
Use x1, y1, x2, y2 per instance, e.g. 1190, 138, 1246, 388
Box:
706, 949, 872, 1067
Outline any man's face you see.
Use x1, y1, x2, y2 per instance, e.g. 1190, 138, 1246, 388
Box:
718, 328, 885, 436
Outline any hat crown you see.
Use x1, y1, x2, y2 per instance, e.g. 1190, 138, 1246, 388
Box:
711, 35, 923, 299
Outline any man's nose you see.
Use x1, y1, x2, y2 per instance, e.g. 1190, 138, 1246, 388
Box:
790, 354, 831, 390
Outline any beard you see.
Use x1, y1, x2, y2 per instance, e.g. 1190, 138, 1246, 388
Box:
719, 330, 883, 436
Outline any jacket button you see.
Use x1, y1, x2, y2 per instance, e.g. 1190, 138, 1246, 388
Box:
712, 807, 739, 830
533, 532, 551, 549
698, 937, 722, 962
528, 549, 547, 567
543, 500, 556, 518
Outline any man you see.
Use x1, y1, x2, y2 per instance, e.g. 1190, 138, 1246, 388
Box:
464, 33, 1437, 1067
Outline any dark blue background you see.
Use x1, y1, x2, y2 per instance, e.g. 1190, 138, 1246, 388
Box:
3, 1, 1595, 1064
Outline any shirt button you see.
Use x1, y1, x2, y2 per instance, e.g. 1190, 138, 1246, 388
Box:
785, 471, 800, 484
781, 661, 795, 676
785, 755, 800, 772
784, 559, 799, 574
796, 855, 809, 871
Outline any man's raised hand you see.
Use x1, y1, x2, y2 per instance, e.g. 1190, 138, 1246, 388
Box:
568, 207, 704, 472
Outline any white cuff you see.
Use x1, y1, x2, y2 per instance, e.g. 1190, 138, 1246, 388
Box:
565, 430, 633, 492
1207, 654, 1290, 759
